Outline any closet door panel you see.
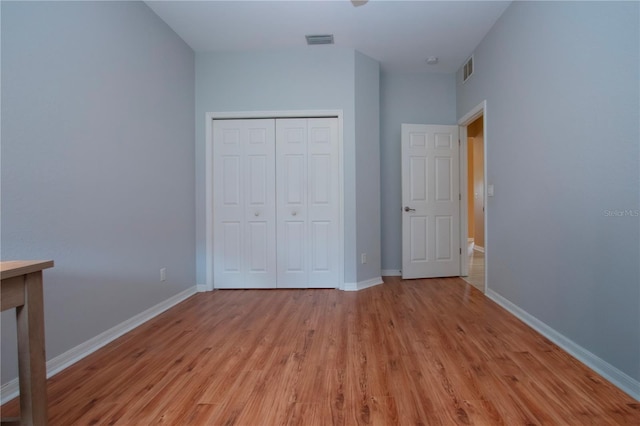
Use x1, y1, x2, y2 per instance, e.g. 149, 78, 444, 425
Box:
244, 120, 276, 288
214, 123, 243, 287
277, 118, 340, 288
276, 119, 308, 288
213, 119, 276, 288
307, 118, 340, 287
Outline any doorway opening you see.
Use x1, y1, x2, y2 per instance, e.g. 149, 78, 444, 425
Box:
459, 101, 487, 293
464, 115, 485, 292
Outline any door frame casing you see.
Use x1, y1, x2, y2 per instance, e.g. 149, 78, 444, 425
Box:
205, 110, 345, 291
458, 100, 488, 291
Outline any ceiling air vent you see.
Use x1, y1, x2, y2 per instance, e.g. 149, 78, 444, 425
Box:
306, 34, 334, 45
463, 55, 474, 83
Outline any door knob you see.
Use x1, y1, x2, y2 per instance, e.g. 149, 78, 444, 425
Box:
254, 211, 260, 217
292, 211, 297, 216
404, 206, 416, 212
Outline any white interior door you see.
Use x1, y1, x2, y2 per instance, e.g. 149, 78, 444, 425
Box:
213, 119, 276, 288
276, 118, 340, 288
401, 124, 460, 279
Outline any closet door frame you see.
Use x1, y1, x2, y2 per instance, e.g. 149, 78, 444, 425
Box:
205, 110, 344, 291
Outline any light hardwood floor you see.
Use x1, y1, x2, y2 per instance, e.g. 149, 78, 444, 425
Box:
2, 277, 638, 424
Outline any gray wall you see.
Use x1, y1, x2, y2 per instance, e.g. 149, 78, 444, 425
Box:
1, 1, 195, 384
380, 72, 457, 272
195, 48, 361, 285
355, 51, 381, 282
457, 1, 639, 381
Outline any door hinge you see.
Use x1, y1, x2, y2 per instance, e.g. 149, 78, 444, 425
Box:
460, 247, 462, 255
459, 193, 461, 201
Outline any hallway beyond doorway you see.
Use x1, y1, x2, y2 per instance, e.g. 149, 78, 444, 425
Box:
463, 242, 485, 292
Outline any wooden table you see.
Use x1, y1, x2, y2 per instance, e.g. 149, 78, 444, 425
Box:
1, 260, 53, 426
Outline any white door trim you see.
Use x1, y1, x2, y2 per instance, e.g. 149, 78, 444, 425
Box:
459, 124, 469, 277
205, 110, 345, 291
458, 100, 488, 292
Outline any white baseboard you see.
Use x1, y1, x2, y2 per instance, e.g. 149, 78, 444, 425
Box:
358, 276, 383, 290
0, 285, 198, 404
474, 245, 485, 253
381, 269, 401, 276
344, 277, 384, 292
486, 289, 640, 401
343, 281, 357, 291
196, 284, 211, 292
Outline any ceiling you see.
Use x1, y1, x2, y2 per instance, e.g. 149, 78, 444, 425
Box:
145, 0, 511, 74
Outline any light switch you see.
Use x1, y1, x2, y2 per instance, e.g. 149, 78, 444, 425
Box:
487, 184, 494, 197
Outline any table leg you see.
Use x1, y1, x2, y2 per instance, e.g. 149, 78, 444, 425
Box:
16, 271, 48, 426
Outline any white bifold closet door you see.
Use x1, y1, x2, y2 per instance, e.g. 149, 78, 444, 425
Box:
213, 119, 276, 288
276, 118, 340, 288
213, 117, 340, 289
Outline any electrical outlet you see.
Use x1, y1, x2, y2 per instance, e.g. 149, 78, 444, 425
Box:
361, 253, 367, 264
160, 268, 166, 282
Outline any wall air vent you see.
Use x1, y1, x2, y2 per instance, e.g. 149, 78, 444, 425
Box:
463, 55, 474, 83
306, 34, 334, 45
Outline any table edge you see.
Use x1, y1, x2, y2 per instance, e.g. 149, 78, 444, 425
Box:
0, 261, 55, 279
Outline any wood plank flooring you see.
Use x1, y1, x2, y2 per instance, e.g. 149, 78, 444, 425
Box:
2, 277, 638, 425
